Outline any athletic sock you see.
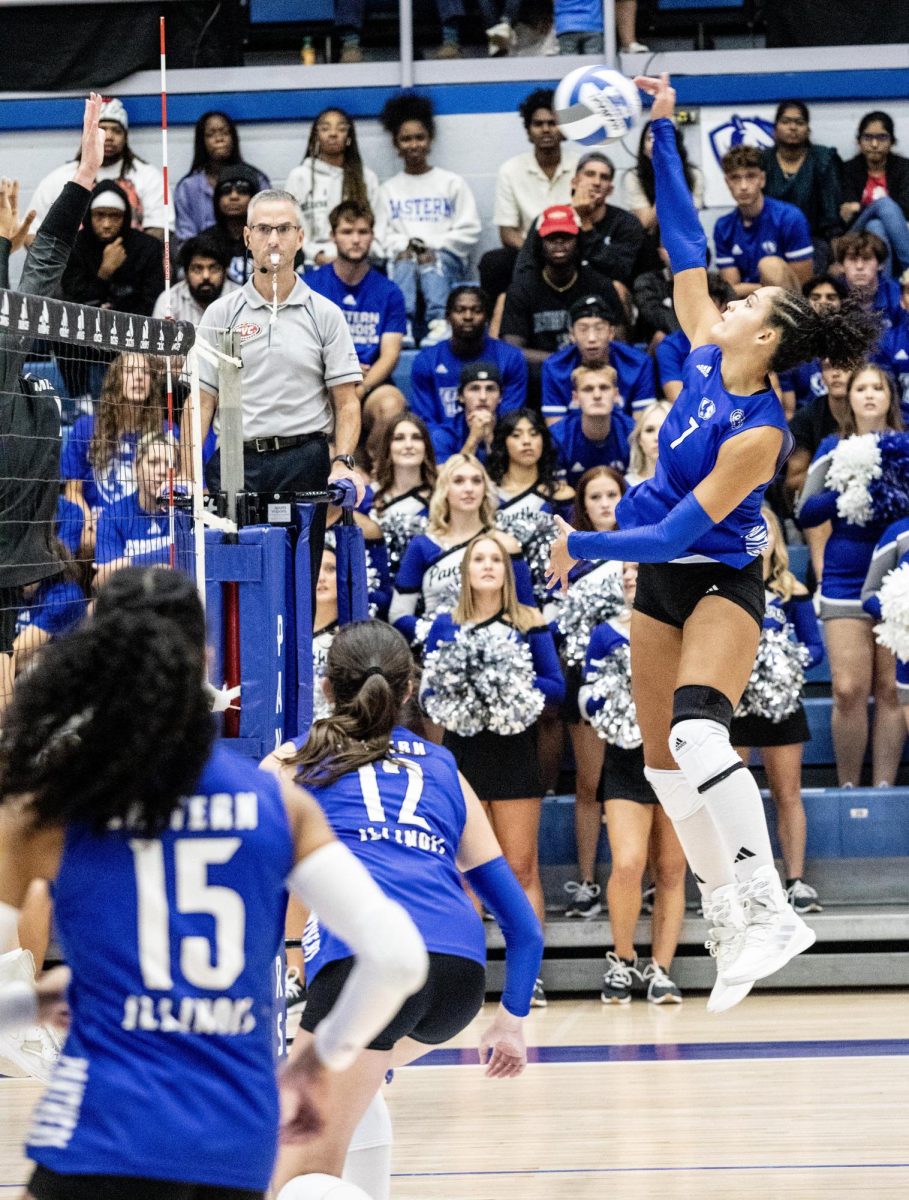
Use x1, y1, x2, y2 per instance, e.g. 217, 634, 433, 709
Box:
644, 768, 736, 896
700, 766, 775, 884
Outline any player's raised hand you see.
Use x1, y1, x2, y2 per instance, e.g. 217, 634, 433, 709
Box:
75, 93, 105, 187
545, 514, 579, 593
478, 1005, 527, 1078
633, 73, 676, 122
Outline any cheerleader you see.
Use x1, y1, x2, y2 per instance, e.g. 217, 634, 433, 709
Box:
797, 364, 905, 786
423, 532, 564, 1006
370, 413, 436, 583
546, 466, 626, 919
579, 563, 686, 1005
549, 73, 879, 1011
862, 514, 909, 732
731, 507, 825, 914
625, 399, 671, 487
487, 407, 575, 520
389, 453, 533, 644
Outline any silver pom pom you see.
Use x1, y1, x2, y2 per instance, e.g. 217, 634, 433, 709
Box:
495, 509, 558, 603
584, 644, 642, 749
422, 625, 545, 736
553, 572, 625, 666
377, 510, 428, 577
734, 626, 810, 722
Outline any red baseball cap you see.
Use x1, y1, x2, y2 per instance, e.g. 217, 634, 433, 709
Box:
538, 205, 580, 238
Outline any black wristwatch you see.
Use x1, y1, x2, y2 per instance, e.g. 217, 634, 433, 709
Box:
331, 454, 356, 470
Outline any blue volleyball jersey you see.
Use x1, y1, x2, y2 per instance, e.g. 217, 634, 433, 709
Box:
713, 196, 813, 283
27, 743, 294, 1190
550, 409, 634, 486
301, 727, 486, 976
307, 265, 407, 366
409, 334, 528, 425
540, 341, 658, 419
655, 329, 690, 389
615, 344, 793, 567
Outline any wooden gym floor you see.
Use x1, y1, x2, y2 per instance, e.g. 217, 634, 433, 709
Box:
2, 990, 907, 1198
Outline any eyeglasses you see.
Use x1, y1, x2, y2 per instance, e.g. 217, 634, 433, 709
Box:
248, 223, 300, 238
217, 181, 254, 195
860, 132, 891, 144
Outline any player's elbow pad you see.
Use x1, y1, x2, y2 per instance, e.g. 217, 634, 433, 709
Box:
465, 856, 543, 1017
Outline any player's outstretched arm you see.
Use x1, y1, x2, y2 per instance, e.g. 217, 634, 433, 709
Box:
634, 74, 720, 349
457, 775, 541, 1077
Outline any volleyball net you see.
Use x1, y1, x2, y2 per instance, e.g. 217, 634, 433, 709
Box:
0, 288, 368, 755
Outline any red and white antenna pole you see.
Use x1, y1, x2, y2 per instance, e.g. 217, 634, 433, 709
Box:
160, 15, 176, 567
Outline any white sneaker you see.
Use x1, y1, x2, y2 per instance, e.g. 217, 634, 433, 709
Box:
0, 948, 61, 1081
621, 40, 650, 53
722, 866, 817, 987
540, 26, 560, 55
420, 319, 451, 347
702, 884, 753, 1014
486, 19, 515, 55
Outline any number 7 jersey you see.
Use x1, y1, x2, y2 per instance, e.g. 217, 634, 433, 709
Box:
27, 742, 294, 1192
301, 726, 487, 981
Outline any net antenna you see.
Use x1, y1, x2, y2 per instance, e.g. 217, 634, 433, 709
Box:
160, 15, 176, 567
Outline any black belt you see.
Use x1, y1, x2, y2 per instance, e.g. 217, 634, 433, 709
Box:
243, 432, 327, 454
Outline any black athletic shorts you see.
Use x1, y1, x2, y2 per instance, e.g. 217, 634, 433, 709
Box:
634, 558, 765, 631
302, 952, 486, 1050
28, 1165, 262, 1200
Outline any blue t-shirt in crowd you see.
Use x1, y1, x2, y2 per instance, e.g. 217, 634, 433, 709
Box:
16, 579, 88, 639
307, 264, 407, 367
655, 329, 690, 389
779, 359, 826, 409
541, 341, 657, 419
61, 415, 139, 511
550, 409, 633, 486
713, 196, 813, 283
875, 315, 909, 406
409, 334, 527, 426
95, 493, 172, 567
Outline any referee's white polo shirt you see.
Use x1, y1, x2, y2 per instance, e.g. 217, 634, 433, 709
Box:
196, 275, 362, 440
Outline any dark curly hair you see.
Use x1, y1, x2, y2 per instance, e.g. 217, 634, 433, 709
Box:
486, 408, 561, 498
519, 88, 556, 129
765, 294, 883, 373
0, 568, 213, 834
285, 621, 414, 788
380, 91, 435, 141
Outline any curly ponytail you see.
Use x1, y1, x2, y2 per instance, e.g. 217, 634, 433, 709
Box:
767, 293, 883, 373
288, 621, 414, 788
0, 568, 213, 834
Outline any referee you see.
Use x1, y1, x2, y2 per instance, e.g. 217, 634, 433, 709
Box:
189, 188, 364, 603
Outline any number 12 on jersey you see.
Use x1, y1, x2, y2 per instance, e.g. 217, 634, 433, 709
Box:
357, 760, 430, 831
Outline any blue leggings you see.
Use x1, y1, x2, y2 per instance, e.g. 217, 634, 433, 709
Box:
851, 196, 909, 276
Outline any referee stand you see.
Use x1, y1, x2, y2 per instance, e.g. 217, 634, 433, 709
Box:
193, 331, 369, 759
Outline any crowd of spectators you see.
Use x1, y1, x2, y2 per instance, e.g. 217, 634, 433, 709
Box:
12, 84, 909, 996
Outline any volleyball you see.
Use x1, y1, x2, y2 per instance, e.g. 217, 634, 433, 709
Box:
553, 66, 642, 146
275, 1175, 372, 1199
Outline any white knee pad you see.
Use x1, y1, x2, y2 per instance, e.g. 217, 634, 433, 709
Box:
669, 718, 741, 793
276, 1174, 372, 1200
344, 1090, 393, 1200
347, 1089, 392, 1153
643, 766, 705, 822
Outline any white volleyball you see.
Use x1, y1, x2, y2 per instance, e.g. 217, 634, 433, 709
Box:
554, 65, 643, 146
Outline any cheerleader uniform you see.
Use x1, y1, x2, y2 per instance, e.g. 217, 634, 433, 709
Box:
389, 533, 536, 644
797, 433, 891, 620
543, 558, 623, 725
578, 620, 654, 805
371, 486, 431, 586
862, 516, 909, 704
423, 611, 565, 800
496, 483, 572, 523
729, 590, 825, 746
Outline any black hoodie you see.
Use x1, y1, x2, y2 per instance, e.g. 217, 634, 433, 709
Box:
61, 179, 165, 315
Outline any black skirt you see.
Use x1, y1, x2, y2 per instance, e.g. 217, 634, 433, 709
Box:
730, 701, 811, 748
443, 725, 543, 800
600, 743, 656, 805
560, 663, 583, 725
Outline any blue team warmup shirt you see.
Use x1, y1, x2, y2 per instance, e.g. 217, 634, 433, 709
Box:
713, 196, 813, 283
550, 408, 634, 486
16, 579, 88, 639
875, 316, 909, 407
95, 493, 172, 567
307, 264, 407, 366
616, 343, 793, 567
27, 744, 293, 1190
301, 726, 487, 977
409, 334, 528, 426
541, 341, 657, 419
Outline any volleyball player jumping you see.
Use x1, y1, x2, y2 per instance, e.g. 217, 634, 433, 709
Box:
0, 568, 428, 1200
548, 75, 879, 1012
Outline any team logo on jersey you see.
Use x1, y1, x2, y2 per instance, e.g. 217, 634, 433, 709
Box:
698, 397, 716, 421
729, 408, 745, 429
695, 364, 712, 378
761, 240, 778, 255
745, 524, 769, 556
235, 322, 262, 339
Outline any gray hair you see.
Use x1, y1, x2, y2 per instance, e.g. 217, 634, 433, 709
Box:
247, 188, 304, 227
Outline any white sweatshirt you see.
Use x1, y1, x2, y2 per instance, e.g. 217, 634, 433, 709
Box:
285, 157, 380, 265
373, 167, 481, 266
